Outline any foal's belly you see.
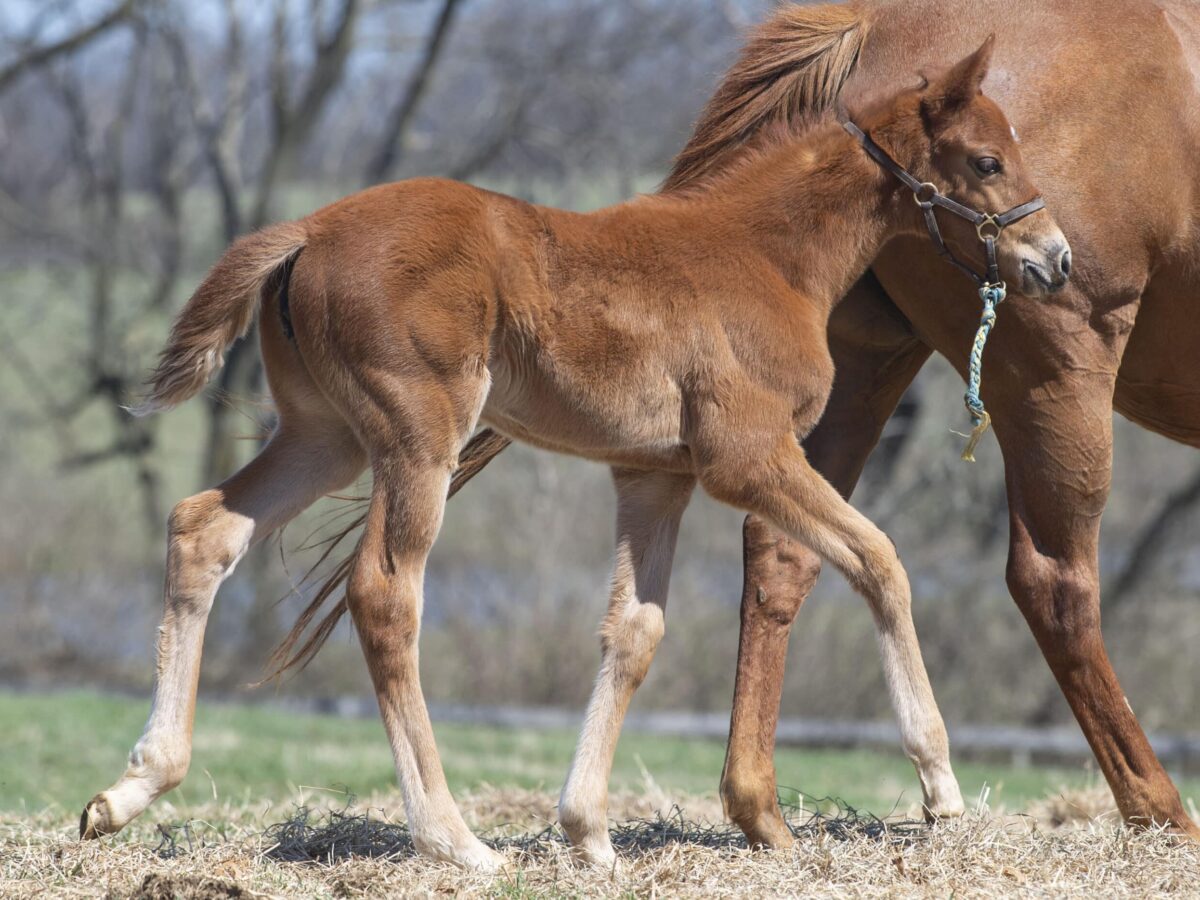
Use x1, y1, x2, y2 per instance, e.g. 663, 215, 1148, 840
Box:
481, 353, 694, 472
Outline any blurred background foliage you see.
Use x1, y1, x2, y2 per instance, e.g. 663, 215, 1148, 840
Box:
0, 0, 1197, 734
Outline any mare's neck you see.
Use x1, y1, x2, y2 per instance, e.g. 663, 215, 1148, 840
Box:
686, 123, 900, 313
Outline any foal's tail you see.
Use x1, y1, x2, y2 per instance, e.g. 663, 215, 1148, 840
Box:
129, 221, 307, 416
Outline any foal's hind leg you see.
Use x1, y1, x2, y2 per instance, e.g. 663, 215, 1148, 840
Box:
559, 468, 695, 865
346, 441, 506, 871
81, 421, 365, 838
699, 425, 962, 823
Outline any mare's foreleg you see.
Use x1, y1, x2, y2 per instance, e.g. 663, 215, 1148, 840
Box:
990, 291, 1199, 838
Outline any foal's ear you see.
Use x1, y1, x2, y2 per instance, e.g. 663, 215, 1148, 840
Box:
920, 35, 995, 124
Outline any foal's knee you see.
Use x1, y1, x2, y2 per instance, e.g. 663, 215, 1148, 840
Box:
599, 596, 665, 689
166, 492, 253, 614
844, 528, 910, 613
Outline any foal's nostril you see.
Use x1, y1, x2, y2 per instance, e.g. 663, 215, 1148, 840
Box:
1059, 248, 1072, 278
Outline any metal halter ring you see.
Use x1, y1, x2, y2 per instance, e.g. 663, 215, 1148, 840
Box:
976, 214, 1003, 241
913, 182, 939, 207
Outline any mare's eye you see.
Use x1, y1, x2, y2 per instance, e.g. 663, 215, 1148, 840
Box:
973, 156, 1002, 176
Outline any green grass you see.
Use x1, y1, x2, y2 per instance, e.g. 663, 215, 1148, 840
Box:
3, 689, 1192, 820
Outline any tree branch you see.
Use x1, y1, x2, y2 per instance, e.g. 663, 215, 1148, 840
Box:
250, 0, 362, 228
1105, 464, 1200, 611
0, 0, 137, 94
364, 0, 463, 185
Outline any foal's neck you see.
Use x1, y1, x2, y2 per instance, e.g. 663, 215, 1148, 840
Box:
693, 122, 900, 312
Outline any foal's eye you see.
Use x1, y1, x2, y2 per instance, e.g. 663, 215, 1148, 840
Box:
973, 156, 1002, 176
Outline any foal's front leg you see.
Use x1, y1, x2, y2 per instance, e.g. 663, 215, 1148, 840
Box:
722, 277, 940, 845
559, 467, 695, 865
699, 417, 962, 832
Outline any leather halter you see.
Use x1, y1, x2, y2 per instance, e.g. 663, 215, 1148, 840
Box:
842, 119, 1045, 289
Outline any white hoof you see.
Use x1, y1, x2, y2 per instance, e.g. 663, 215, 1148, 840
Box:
923, 772, 966, 820
455, 840, 507, 873
573, 835, 618, 869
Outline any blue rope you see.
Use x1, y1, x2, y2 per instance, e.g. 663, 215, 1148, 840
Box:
960, 283, 1005, 462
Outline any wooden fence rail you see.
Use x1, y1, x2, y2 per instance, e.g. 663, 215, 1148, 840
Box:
282, 696, 1200, 776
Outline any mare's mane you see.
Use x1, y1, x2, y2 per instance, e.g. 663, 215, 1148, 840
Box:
664, 3, 868, 192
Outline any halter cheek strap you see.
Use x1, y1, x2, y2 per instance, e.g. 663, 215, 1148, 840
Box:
841, 119, 1045, 289
842, 119, 1048, 461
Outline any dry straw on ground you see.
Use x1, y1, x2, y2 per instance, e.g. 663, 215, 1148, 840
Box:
3, 786, 1197, 898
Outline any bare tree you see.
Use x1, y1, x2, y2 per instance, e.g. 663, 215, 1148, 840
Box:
0, 0, 136, 93
365, 0, 463, 185
1106, 463, 1200, 611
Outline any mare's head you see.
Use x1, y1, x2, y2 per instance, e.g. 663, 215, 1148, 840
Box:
853, 37, 1070, 295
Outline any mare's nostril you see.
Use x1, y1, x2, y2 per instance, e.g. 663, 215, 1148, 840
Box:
1060, 248, 1072, 278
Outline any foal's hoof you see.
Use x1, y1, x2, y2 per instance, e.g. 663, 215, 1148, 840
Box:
572, 838, 619, 870
923, 793, 966, 822
79, 795, 114, 840
458, 841, 508, 873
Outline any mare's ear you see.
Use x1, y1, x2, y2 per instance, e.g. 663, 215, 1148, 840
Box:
919, 35, 995, 127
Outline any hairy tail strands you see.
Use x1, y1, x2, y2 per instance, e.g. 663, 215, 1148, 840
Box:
263, 428, 513, 681
129, 222, 306, 416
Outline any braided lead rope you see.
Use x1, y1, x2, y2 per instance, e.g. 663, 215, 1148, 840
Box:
960, 283, 1005, 462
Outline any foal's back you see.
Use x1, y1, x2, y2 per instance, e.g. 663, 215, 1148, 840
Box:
290, 175, 824, 471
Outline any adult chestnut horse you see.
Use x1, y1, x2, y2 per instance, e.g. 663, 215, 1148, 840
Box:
81, 42, 1067, 867
436, 0, 1200, 847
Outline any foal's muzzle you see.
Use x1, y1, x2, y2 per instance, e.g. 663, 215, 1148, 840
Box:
842, 119, 1047, 291
1019, 241, 1071, 294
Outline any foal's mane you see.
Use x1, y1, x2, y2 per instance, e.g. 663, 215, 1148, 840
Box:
265, 3, 872, 681
664, 2, 869, 191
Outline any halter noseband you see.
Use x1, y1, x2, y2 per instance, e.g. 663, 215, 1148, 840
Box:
842, 119, 1045, 289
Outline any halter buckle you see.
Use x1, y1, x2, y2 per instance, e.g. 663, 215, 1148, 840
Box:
913, 182, 939, 208
976, 214, 1003, 241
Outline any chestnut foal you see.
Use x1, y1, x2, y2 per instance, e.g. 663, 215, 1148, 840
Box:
83, 41, 1067, 869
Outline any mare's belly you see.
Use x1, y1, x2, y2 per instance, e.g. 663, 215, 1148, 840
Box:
1115, 267, 1200, 447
